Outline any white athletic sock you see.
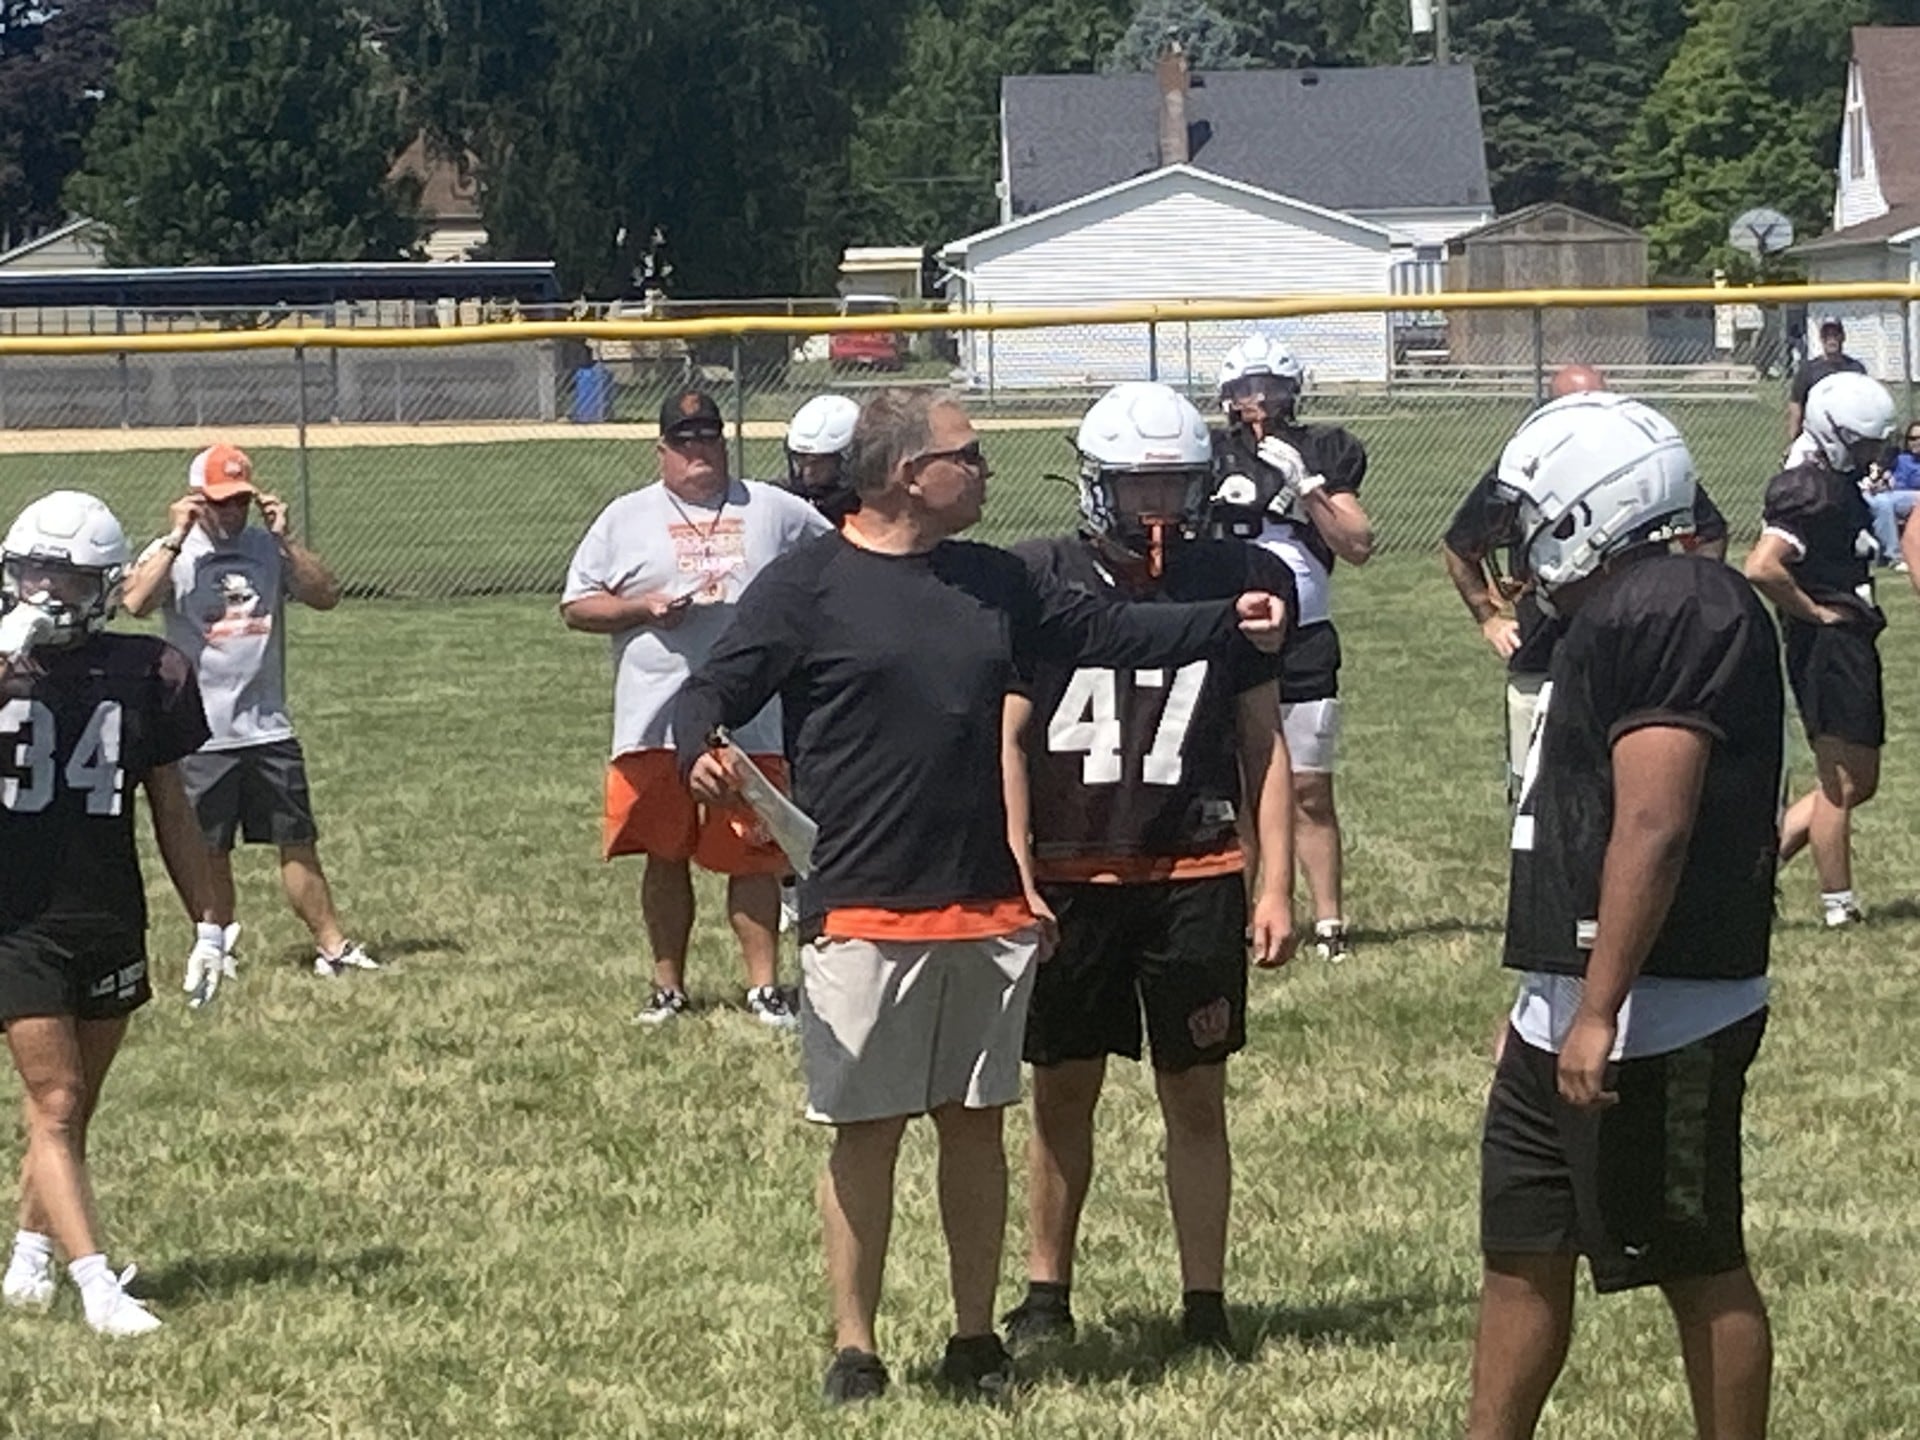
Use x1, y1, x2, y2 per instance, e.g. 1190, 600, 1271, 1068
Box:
9, 1229, 51, 1267
68, 1252, 109, 1295
1822, 889, 1858, 911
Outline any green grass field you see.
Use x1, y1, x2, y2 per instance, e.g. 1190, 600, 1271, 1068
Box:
0, 393, 1790, 599
5, 547, 1920, 1437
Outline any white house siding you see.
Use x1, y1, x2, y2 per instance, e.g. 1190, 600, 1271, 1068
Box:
1805, 247, 1908, 380
1835, 64, 1889, 231
1350, 207, 1492, 250
953, 179, 1391, 389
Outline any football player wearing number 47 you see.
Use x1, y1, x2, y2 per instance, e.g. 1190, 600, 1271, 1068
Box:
0, 492, 228, 1337
999, 383, 1298, 1358
1469, 396, 1781, 1440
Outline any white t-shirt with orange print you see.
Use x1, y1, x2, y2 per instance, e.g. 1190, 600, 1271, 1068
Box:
564, 478, 829, 757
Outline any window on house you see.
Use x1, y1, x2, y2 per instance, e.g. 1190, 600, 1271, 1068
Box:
1847, 78, 1866, 180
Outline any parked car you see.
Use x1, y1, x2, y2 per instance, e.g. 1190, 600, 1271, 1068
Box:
829, 294, 905, 371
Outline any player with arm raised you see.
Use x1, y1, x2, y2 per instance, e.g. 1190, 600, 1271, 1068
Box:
996, 383, 1297, 1358
1469, 396, 1781, 1440
1743, 371, 1895, 929
1210, 332, 1368, 961
0, 492, 225, 1337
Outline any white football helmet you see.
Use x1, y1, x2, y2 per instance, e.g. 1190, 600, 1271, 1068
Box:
785, 394, 859, 457
1219, 331, 1305, 432
784, 393, 862, 520
1, 490, 131, 646
1802, 371, 1896, 473
1495, 393, 1696, 612
1075, 382, 1214, 573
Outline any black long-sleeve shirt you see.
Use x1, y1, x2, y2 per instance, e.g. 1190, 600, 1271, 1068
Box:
672, 531, 1250, 927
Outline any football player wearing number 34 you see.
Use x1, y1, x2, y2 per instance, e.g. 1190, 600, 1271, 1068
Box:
998, 383, 1298, 1358
0, 492, 225, 1338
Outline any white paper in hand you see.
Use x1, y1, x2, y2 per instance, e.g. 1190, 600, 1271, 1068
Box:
715, 732, 818, 877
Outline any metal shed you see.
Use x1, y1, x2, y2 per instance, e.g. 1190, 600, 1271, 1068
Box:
1445, 204, 1650, 366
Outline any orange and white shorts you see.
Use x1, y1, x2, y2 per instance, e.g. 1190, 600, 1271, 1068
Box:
603, 749, 791, 876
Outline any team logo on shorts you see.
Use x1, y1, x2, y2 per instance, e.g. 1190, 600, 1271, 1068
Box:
1187, 997, 1232, 1050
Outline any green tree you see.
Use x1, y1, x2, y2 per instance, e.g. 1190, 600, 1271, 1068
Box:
1447, 0, 1690, 218
1616, 0, 1920, 277
66, 0, 414, 265
0, 0, 150, 251
841, 0, 1132, 262
387, 0, 911, 297
1104, 0, 1253, 71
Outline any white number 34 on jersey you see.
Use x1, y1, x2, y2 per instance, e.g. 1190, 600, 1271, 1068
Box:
1047, 662, 1207, 786
0, 699, 125, 816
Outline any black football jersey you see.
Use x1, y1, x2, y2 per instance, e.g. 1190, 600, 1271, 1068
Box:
1011, 535, 1295, 867
1504, 553, 1781, 981
1761, 462, 1883, 627
0, 633, 209, 938
1445, 466, 1732, 675
1212, 423, 1367, 574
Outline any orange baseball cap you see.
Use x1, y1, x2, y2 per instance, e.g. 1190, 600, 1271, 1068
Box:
188, 444, 256, 501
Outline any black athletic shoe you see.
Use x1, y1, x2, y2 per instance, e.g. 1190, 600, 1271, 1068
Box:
821, 1347, 889, 1404
937, 1332, 1016, 1405
1001, 1295, 1076, 1348
1180, 1300, 1238, 1357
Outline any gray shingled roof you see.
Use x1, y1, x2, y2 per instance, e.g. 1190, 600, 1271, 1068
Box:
1003, 64, 1491, 217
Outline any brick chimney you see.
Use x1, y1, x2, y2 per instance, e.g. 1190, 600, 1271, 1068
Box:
1156, 40, 1190, 167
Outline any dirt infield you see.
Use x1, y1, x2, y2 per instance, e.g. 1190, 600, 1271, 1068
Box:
0, 413, 1085, 455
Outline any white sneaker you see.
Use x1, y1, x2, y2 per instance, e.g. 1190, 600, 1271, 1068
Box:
84, 1265, 161, 1337
1823, 900, 1865, 929
2, 1253, 54, 1312
1312, 919, 1353, 963
746, 985, 800, 1031
635, 986, 689, 1026
314, 940, 379, 977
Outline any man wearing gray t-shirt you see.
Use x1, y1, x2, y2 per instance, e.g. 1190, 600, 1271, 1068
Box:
122, 444, 375, 981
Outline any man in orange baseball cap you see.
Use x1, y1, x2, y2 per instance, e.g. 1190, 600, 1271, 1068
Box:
120, 445, 376, 993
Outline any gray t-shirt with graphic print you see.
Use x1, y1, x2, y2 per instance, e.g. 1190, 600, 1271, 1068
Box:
162, 526, 292, 752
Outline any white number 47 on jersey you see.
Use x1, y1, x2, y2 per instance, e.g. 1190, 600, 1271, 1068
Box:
1047, 662, 1207, 787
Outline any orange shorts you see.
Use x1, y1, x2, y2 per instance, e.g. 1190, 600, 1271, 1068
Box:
603, 750, 791, 876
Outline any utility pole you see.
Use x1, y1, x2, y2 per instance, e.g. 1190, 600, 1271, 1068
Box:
1436, 0, 1450, 64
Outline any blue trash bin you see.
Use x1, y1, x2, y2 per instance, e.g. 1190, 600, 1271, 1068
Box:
571, 362, 613, 423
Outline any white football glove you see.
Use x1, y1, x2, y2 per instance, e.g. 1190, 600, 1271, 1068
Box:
0, 602, 56, 664
184, 921, 238, 1010
1254, 437, 1327, 519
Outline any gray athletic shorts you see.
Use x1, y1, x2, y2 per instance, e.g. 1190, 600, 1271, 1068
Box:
176, 738, 320, 851
800, 930, 1040, 1125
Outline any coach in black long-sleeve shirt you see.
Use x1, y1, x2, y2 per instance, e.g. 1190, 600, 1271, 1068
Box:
674, 389, 1287, 1403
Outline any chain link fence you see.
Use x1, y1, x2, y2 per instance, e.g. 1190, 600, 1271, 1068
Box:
0, 295, 1914, 599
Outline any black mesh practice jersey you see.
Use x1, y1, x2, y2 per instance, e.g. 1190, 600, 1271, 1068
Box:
1761, 462, 1883, 628
0, 633, 209, 939
1504, 553, 1781, 982
1011, 536, 1295, 869
1444, 466, 1732, 675
1212, 423, 1367, 574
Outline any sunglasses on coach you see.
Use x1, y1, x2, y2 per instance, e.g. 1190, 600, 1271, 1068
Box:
908, 440, 988, 472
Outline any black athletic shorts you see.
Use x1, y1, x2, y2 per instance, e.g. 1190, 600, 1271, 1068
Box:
0, 922, 151, 1025
1784, 618, 1884, 748
1025, 873, 1247, 1073
1480, 1008, 1766, 1294
1280, 621, 1341, 704
177, 738, 320, 850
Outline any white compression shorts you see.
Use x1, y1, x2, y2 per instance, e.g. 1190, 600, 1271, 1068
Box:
1281, 697, 1341, 774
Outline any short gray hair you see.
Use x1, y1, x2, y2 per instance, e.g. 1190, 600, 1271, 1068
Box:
847, 388, 963, 498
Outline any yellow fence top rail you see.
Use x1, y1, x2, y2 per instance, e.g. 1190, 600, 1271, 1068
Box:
0, 282, 1915, 357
